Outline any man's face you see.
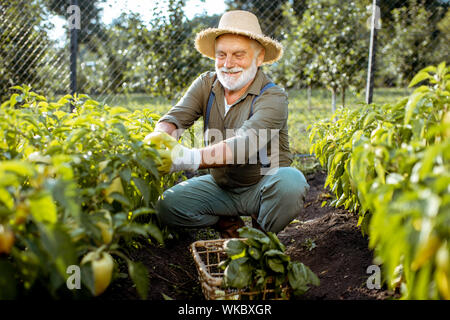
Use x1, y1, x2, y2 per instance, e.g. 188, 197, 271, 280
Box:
215, 34, 264, 91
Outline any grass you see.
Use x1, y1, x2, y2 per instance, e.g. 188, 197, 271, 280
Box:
92, 87, 412, 172
286, 87, 413, 155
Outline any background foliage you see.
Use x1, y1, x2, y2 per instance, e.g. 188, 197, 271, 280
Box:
0, 0, 448, 104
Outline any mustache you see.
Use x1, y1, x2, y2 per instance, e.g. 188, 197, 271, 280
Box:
219, 67, 244, 73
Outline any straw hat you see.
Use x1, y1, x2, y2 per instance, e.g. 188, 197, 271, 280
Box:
195, 10, 283, 65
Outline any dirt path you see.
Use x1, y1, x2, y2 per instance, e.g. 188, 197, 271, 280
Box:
278, 171, 395, 300
102, 171, 396, 300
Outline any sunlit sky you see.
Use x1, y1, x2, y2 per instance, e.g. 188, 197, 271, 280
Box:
49, 0, 227, 41
99, 0, 226, 23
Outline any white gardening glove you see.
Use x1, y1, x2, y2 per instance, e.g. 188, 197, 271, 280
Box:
169, 143, 202, 173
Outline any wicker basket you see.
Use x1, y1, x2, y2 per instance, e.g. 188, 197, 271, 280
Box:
190, 238, 290, 300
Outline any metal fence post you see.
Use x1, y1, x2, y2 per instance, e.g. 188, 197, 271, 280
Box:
366, 0, 379, 105
70, 0, 79, 112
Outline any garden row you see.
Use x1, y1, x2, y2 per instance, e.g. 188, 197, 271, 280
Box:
309, 63, 449, 299
0, 86, 186, 299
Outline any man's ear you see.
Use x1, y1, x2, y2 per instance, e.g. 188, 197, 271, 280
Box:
256, 48, 265, 67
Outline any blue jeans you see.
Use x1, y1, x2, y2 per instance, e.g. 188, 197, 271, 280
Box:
156, 167, 309, 233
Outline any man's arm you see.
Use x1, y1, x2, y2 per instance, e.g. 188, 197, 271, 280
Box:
154, 121, 233, 170
154, 121, 177, 136
198, 141, 233, 169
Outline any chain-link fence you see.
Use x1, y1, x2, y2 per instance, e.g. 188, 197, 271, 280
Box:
1, 0, 449, 106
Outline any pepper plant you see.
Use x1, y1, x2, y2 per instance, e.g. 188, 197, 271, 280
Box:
0, 85, 183, 299
308, 62, 449, 299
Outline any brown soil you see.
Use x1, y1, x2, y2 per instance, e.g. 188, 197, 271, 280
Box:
101, 170, 397, 300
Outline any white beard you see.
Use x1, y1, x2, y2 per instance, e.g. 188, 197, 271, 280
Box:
216, 57, 258, 91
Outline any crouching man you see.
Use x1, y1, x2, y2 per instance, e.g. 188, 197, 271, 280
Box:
146, 10, 309, 238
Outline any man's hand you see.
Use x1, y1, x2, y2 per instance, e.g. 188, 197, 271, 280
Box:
144, 131, 178, 149
144, 131, 201, 175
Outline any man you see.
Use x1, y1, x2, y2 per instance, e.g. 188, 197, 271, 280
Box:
146, 10, 309, 238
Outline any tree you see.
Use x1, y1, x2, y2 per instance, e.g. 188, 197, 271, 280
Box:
270, 1, 320, 109
225, 0, 286, 39
274, 0, 369, 112
74, 0, 219, 99
128, 0, 216, 99
377, 0, 449, 86
0, 0, 59, 101
45, 0, 129, 94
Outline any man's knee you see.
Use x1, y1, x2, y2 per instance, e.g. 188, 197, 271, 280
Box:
156, 187, 220, 228
260, 167, 310, 233
274, 167, 309, 199
155, 191, 176, 226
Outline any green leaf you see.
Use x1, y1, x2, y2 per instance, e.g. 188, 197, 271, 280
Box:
264, 249, 289, 273
267, 232, 286, 252
264, 249, 290, 262
130, 207, 155, 221
132, 177, 150, 206
9, 85, 24, 92
49, 179, 80, 219
161, 293, 174, 300
247, 247, 261, 260
0, 189, 14, 210
404, 92, 427, 125
418, 66, 437, 74
0, 160, 35, 177
1, 100, 10, 109
136, 158, 159, 178
110, 106, 130, 115
112, 122, 130, 139
84, 99, 100, 106
224, 239, 248, 257
107, 192, 131, 207
418, 144, 440, 180
437, 61, 446, 77
64, 128, 89, 150
9, 93, 20, 108
363, 111, 377, 127
288, 261, 320, 295
239, 226, 270, 246
129, 261, 149, 300
120, 167, 132, 184
254, 269, 267, 286
146, 223, 164, 245
223, 257, 252, 289
29, 191, 57, 224
80, 262, 95, 295
38, 224, 77, 279
408, 72, 431, 88
119, 223, 149, 237
266, 257, 285, 273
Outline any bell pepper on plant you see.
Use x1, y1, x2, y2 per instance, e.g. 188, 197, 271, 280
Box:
0, 224, 15, 255
81, 251, 115, 296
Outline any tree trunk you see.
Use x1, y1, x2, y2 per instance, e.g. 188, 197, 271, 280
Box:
341, 86, 346, 107
307, 85, 312, 110
331, 87, 336, 114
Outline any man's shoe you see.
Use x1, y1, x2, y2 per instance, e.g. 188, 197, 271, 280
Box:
215, 216, 245, 239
